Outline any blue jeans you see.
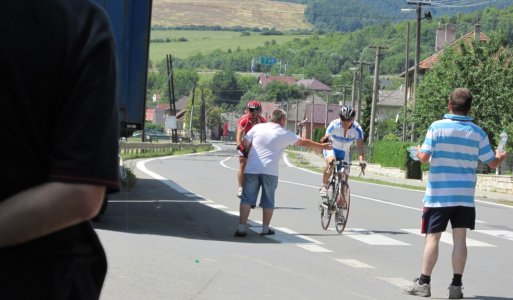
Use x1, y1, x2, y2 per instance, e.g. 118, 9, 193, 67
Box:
241, 173, 278, 209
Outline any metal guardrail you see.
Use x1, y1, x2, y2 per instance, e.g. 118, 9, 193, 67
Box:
119, 141, 211, 155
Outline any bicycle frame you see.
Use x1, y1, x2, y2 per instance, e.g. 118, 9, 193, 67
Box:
320, 159, 351, 234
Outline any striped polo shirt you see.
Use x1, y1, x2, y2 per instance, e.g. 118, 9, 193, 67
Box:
420, 114, 495, 207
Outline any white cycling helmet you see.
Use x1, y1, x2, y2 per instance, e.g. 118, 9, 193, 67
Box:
339, 106, 356, 120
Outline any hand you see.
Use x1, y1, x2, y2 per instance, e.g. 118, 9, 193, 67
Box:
322, 143, 333, 150
359, 160, 367, 169
236, 144, 244, 151
319, 136, 329, 143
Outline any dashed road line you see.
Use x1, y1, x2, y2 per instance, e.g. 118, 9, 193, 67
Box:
335, 258, 375, 269
402, 229, 496, 247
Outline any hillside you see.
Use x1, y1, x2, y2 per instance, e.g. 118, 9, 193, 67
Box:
152, 0, 312, 31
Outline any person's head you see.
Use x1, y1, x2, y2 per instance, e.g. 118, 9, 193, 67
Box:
271, 109, 287, 127
339, 106, 355, 128
247, 100, 262, 117
449, 88, 472, 115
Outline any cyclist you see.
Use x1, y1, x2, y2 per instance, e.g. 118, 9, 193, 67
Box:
236, 100, 266, 198
319, 106, 366, 218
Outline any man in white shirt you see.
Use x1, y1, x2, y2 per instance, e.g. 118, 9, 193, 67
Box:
234, 109, 332, 237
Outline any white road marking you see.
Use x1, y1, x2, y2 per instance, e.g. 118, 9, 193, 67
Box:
297, 244, 333, 252
274, 227, 323, 244
108, 199, 196, 203
335, 258, 375, 269
379, 277, 412, 289
205, 204, 228, 209
344, 228, 411, 246
402, 229, 496, 247
474, 230, 513, 241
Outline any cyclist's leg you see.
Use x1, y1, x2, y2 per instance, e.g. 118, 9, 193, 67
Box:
337, 160, 350, 208
321, 149, 335, 196
237, 151, 248, 197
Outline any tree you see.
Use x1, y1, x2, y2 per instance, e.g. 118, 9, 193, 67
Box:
412, 35, 513, 149
184, 86, 225, 135
210, 69, 243, 107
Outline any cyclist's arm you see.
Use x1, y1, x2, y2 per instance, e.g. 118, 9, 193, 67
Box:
241, 137, 251, 151
356, 139, 365, 162
236, 127, 244, 146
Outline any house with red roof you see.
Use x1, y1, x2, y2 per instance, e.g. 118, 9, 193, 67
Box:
401, 23, 489, 95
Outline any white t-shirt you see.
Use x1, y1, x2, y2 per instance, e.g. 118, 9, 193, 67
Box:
244, 122, 300, 176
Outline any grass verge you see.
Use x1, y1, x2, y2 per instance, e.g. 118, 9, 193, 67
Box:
286, 150, 426, 192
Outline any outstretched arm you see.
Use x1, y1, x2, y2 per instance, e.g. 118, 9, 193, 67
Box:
295, 138, 332, 150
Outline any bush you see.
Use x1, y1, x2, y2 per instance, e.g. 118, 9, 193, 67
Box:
370, 140, 423, 179
313, 127, 325, 143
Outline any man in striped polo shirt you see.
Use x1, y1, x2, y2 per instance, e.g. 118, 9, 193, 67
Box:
406, 88, 506, 299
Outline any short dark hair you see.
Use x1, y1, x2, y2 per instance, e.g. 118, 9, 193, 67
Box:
449, 88, 472, 115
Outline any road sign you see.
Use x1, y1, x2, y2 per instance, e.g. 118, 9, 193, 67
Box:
259, 56, 276, 65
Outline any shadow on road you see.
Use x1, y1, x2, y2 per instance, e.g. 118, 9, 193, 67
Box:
92, 177, 278, 244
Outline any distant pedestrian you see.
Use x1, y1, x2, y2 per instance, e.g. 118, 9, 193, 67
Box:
234, 109, 332, 237
405, 88, 506, 298
236, 100, 266, 198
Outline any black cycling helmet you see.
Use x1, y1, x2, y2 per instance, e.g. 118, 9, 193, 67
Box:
339, 105, 356, 120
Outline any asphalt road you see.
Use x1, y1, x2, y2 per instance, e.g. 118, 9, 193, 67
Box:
95, 143, 513, 300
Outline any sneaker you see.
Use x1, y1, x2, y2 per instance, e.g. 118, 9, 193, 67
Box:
237, 187, 243, 198
336, 208, 345, 225
404, 278, 431, 297
260, 229, 275, 236
320, 186, 328, 197
234, 230, 247, 237
448, 284, 463, 299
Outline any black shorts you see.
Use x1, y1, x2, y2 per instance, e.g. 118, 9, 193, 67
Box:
421, 206, 475, 234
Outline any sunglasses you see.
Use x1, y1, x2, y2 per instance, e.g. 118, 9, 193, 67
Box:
341, 117, 354, 122
248, 108, 257, 112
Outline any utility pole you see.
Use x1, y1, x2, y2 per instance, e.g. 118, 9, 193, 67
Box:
350, 69, 357, 108
402, 22, 411, 142
200, 88, 206, 143
310, 93, 314, 140
325, 93, 330, 128
407, 0, 431, 141
353, 60, 371, 123
166, 54, 178, 143
341, 85, 351, 106
369, 45, 387, 145
189, 82, 196, 139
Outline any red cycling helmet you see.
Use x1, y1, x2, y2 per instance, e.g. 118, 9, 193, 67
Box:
247, 100, 261, 111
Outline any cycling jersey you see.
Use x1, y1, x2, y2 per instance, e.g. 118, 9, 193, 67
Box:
323, 119, 363, 162
237, 114, 266, 134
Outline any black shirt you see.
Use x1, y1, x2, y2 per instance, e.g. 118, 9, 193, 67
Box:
0, 0, 119, 296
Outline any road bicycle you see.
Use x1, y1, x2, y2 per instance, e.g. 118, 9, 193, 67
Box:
320, 159, 352, 234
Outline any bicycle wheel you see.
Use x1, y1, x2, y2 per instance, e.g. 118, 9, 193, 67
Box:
335, 182, 350, 234
320, 181, 336, 230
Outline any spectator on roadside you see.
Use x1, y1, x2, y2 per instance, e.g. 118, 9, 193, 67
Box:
0, 1, 119, 299
405, 88, 506, 299
236, 100, 266, 199
234, 109, 332, 237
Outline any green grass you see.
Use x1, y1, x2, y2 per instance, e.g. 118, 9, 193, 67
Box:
286, 150, 426, 191
149, 30, 310, 63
